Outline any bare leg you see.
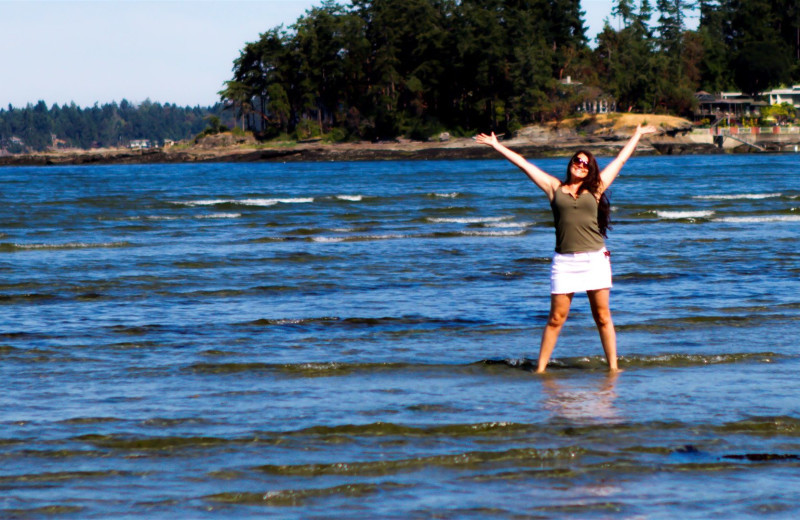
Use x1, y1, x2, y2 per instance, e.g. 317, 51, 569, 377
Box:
587, 288, 618, 371
537, 293, 574, 373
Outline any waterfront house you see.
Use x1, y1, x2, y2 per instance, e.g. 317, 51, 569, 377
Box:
764, 85, 800, 107
129, 139, 151, 150
559, 76, 617, 114
695, 85, 800, 123
694, 91, 763, 123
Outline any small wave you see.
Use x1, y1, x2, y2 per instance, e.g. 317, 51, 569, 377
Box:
171, 199, 230, 206
0, 292, 59, 303
0, 506, 84, 516
430, 192, 461, 198
427, 216, 512, 224
205, 482, 404, 506
243, 317, 341, 326
615, 272, 681, 283
0, 241, 132, 252
254, 446, 583, 477
185, 361, 412, 377
459, 229, 527, 237
115, 213, 241, 221
714, 416, 800, 435
484, 221, 535, 228
310, 236, 346, 243
694, 193, 782, 200
239, 316, 486, 328
196, 213, 242, 219
655, 210, 715, 219
294, 421, 536, 438
311, 234, 406, 243
58, 416, 122, 425
334, 195, 364, 202
173, 198, 313, 207
142, 215, 181, 221
0, 470, 135, 484
620, 352, 780, 367
714, 215, 800, 223
482, 352, 781, 371
78, 434, 232, 450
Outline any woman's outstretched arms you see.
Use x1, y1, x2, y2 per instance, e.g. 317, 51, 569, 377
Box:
599, 124, 658, 191
475, 132, 561, 200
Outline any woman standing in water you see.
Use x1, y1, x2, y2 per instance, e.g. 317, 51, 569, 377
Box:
476, 124, 657, 373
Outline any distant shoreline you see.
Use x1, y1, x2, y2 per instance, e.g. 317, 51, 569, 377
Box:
6, 114, 799, 167
0, 139, 663, 167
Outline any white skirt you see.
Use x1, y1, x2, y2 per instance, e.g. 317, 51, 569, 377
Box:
550, 247, 612, 294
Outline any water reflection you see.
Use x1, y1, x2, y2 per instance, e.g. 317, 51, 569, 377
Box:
541, 371, 621, 423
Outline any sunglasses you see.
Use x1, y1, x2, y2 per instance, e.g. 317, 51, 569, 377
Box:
571, 156, 589, 168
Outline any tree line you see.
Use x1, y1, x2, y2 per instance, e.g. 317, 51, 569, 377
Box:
220, 0, 800, 140
0, 100, 234, 153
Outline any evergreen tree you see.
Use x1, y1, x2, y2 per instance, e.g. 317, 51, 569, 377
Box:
0, 101, 233, 153
728, 0, 792, 95
696, 0, 735, 92
595, 0, 657, 112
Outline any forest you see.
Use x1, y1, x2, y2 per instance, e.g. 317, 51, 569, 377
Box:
220, 0, 800, 140
0, 100, 234, 153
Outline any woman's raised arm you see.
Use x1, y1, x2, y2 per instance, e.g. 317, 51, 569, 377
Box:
599, 124, 658, 191
475, 132, 561, 200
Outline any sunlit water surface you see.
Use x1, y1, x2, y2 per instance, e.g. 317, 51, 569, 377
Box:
1, 154, 800, 518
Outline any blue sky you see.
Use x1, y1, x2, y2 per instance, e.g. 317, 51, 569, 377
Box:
1, 0, 628, 109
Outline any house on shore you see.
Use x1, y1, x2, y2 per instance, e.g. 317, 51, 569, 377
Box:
695, 85, 800, 123
129, 139, 151, 150
559, 76, 617, 115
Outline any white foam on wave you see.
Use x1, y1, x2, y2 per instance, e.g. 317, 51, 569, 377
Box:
311, 236, 347, 243
694, 193, 782, 200
312, 234, 406, 243
174, 199, 229, 206
196, 213, 242, 219
12, 241, 130, 250
655, 210, 715, 219
144, 215, 181, 221
427, 216, 512, 224
432, 192, 460, 198
460, 229, 527, 237
174, 198, 314, 207
714, 215, 800, 223
484, 221, 535, 228
335, 195, 364, 202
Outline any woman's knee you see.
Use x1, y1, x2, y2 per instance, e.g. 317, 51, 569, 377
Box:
547, 308, 569, 328
592, 307, 613, 328
546, 294, 573, 328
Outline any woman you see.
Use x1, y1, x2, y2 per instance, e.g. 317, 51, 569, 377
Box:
475, 124, 657, 373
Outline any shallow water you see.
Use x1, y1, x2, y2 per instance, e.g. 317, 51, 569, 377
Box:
1, 154, 800, 518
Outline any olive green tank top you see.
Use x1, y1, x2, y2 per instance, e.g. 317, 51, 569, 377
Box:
550, 188, 606, 254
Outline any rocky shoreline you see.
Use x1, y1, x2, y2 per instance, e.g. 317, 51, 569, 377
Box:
0, 134, 722, 167
0, 114, 780, 167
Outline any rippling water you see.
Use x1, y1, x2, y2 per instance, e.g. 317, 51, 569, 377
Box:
2, 155, 800, 518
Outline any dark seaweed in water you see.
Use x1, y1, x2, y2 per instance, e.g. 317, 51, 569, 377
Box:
1, 156, 800, 518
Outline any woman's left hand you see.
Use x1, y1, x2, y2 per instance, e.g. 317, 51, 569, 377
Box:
636, 124, 658, 136
474, 132, 499, 147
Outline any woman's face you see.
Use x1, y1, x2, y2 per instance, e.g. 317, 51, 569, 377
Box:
569, 153, 590, 181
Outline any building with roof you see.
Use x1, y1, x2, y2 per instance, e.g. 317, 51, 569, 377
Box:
764, 85, 800, 107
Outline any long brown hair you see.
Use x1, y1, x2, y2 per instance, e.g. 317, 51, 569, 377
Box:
565, 150, 612, 237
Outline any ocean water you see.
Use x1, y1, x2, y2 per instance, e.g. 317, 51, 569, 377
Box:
1, 154, 799, 518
